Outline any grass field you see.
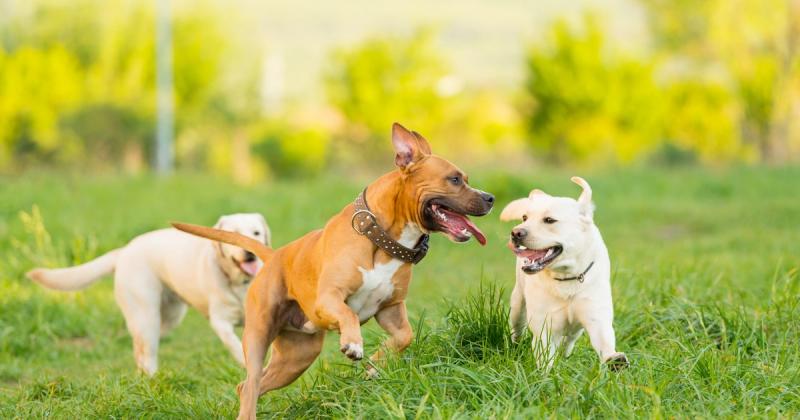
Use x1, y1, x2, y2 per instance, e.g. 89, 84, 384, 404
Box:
1, 166, 799, 418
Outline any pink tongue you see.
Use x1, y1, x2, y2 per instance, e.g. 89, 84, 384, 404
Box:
507, 242, 547, 260
463, 217, 487, 246
442, 209, 487, 246
240, 260, 259, 276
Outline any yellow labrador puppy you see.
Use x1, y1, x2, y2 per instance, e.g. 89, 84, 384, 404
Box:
27, 213, 269, 375
500, 177, 628, 370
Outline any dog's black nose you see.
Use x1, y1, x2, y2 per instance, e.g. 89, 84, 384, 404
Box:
482, 192, 495, 206
244, 251, 256, 262
511, 228, 527, 240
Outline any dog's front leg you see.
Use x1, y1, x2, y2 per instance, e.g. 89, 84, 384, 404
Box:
509, 277, 527, 343
577, 302, 628, 370
209, 315, 245, 367
315, 288, 364, 361
367, 302, 413, 377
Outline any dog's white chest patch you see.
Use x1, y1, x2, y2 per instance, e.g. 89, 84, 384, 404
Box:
348, 224, 421, 322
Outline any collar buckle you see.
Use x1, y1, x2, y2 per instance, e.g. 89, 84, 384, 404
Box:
351, 209, 377, 235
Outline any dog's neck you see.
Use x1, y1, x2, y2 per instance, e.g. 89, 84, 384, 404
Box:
212, 244, 249, 285
545, 225, 601, 280
363, 170, 423, 244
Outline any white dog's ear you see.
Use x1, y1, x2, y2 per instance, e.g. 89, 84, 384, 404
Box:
571, 176, 594, 218
529, 189, 549, 199
500, 198, 529, 221
257, 214, 271, 246
214, 215, 229, 230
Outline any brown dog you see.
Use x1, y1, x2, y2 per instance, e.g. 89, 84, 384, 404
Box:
173, 123, 494, 419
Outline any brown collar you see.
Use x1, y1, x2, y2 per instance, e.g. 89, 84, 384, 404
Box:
351, 188, 430, 264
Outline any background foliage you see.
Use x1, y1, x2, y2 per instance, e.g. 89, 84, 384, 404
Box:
1, 0, 797, 179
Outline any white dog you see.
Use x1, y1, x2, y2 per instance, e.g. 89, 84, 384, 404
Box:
500, 177, 628, 370
26, 213, 270, 375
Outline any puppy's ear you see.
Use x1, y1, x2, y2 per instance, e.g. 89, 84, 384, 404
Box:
257, 214, 272, 246
529, 189, 549, 199
214, 215, 229, 230
571, 176, 594, 218
392, 122, 431, 169
500, 198, 529, 221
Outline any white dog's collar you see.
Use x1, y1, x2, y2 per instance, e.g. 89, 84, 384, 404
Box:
553, 261, 594, 283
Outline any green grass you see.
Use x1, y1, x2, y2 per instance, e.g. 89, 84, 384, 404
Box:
1, 166, 799, 418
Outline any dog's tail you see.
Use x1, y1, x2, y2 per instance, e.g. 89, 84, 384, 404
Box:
172, 222, 274, 263
27, 249, 121, 291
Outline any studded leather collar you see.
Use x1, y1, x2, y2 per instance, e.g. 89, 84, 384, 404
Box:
351, 188, 430, 264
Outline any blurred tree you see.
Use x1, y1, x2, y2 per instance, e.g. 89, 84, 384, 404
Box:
0, 45, 83, 167
60, 104, 153, 173
324, 29, 449, 160
662, 80, 753, 163
639, 0, 800, 163
0, 0, 266, 174
251, 121, 329, 178
522, 17, 663, 164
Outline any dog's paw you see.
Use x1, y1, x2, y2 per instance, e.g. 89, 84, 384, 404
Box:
340, 342, 364, 361
511, 331, 521, 343
365, 366, 380, 380
235, 382, 244, 397
605, 352, 629, 371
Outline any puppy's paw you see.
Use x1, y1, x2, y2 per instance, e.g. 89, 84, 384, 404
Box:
365, 366, 380, 380
340, 342, 364, 361
511, 331, 521, 343
605, 352, 629, 371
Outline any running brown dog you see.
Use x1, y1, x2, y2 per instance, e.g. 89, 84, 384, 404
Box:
173, 123, 494, 420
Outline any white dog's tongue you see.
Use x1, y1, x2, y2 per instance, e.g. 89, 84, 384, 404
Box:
240, 260, 259, 276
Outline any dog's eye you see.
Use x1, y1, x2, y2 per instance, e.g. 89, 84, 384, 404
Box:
522, 215, 528, 221
543, 217, 557, 224
254, 231, 260, 236
448, 176, 462, 186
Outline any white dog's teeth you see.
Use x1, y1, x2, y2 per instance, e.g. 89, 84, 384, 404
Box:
545, 248, 553, 258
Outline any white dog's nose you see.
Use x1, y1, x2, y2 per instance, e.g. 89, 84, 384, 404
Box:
512, 228, 528, 240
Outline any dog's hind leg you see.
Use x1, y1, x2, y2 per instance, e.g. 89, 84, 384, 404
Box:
563, 327, 584, 358
257, 330, 325, 395
114, 266, 163, 376
160, 288, 188, 337
236, 266, 284, 420
367, 302, 413, 377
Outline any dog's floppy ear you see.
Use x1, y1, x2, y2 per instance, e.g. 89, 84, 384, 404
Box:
213, 215, 229, 230
571, 176, 594, 218
500, 198, 529, 221
529, 189, 549, 199
257, 214, 272, 246
392, 122, 431, 169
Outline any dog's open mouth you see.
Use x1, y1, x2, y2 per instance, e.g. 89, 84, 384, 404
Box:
508, 242, 563, 274
424, 201, 486, 245
233, 257, 259, 277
